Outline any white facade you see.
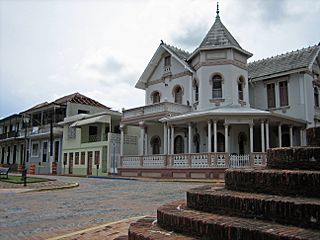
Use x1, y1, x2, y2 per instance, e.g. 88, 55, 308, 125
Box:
119, 10, 319, 175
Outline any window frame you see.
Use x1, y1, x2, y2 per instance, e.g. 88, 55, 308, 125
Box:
211, 74, 223, 99
279, 80, 289, 107
31, 142, 39, 157
314, 86, 319, 107
267, 83, 276, 109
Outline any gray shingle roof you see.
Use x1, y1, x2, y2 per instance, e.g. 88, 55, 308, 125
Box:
248, 45, 320, 80
163, 43, 191, 61
199, 16, 241, 49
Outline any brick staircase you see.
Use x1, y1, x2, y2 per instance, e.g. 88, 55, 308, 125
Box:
127, 147, 320, 240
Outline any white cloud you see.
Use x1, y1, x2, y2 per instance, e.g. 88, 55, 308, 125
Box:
0, 0, 319, 118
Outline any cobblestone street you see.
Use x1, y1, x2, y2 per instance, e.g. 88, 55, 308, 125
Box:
0, 176, 203, 239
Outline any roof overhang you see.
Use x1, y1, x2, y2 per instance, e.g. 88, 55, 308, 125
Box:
249, 67, 309, 82
187, 45, 253, 62
70, 115, 111, 128
135, 44, 194, 90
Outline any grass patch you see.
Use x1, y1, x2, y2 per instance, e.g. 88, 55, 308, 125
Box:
0, 175, 51, 184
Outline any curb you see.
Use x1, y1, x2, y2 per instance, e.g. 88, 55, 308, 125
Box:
47, 215, 146, 240
22, 182, 79, 193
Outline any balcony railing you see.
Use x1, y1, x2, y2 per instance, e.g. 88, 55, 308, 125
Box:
0, 131, 19, 140
122, 102, 192, 121
81, 133, 108, 143
120, 152, 267, 169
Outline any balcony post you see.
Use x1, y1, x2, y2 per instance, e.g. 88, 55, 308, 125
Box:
171, 126, 175, 154
249, 122, 254, 153
208, 120, 212, 152
163, 123, 168, 154
261, 120, 265, 153
278, 124, 282, 147
120, 124, 125, 156
289, 125, 293, 147
188, 123, 192, 154
224, 122, 229, 153
139, 121, 145, 155
265, 121, 270, 150
213, 120, 217, 152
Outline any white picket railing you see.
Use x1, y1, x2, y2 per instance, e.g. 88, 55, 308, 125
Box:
120, 152, 267, 168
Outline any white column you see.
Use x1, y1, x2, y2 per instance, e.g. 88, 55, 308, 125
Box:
261, 121, 265, 153
139, 122, 145, 155
208, 120, 212, 152
120, 124, 125, 156
188, 123, 192, 154
249, 123, 254, 153
144, 131, 148, 155
167, 126, 171, 154
163, 123, 168, 154
289, 126, 293, 147
171, 126, 175, 154
278, 124, 282, 147
265, 121, 270, 150
224, 123, 229, 153
213, 121, 217, 152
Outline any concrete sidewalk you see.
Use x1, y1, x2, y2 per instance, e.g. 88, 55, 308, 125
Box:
0, 175, 79, 193
47, 216, 145, 240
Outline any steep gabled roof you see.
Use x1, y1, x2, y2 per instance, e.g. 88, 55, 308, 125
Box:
163, 43, 191, 62
53, 92, 110, 109
248, 44, 320, 81
199, 15, 241, 49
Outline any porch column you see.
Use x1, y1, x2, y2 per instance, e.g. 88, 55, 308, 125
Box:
171, 126, 175, 154
163, 123, 168, 154
120, 124, 125, 156
188, 123, 192, 154
167, 126, 171, 154
278, 124, 282, 147
144, 130, 148, 155
300, 128, 306, 146
139, 121, 145, 155
265, 121, 270, 150
207, 120, 212, 152
249, 122, 254, 153
261, 121, 265, 153
213, 120, 217, 152
289, 125, 293, 147
224, 122, 229, 153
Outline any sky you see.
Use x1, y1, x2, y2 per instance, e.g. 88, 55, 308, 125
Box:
0, 0, 319, 118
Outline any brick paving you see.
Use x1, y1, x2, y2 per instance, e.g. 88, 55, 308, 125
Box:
0, 176, 203, 240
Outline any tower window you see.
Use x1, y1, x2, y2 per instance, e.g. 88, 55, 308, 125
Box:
238, 77, 245, 101
151, 91, 161, 104
212, 75, 222, 99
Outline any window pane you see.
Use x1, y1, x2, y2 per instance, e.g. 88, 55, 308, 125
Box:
267, 83, 276, 108
279, 81, 288, 106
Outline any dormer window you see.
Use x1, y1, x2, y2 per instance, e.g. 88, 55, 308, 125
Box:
164, 56, 171, 67
315, 87, 319, 107
173, 85, 183, 104
151, 91, 161, 104
212, 75, 222, 99
238, 76, 245, 101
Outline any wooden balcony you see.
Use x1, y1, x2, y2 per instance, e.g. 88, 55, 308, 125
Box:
122, 102, 192, 123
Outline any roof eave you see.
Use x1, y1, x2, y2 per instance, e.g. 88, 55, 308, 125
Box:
249, 67, 309, 82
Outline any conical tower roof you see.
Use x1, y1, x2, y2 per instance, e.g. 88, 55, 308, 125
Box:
199, 15, 241, 49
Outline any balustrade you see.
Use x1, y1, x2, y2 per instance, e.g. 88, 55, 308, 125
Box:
120, 152, 266, 169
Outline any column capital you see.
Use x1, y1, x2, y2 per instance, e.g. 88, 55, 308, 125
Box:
249, 122, 254, 127
120, 123, 126, 130
213, 120, 218, 124
139, 121, 145, 127
207, 119, 212, 124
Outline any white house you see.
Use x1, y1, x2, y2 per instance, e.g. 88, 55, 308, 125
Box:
118, 7, 320, 179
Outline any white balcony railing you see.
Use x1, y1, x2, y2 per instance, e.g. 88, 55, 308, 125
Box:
120, 152, 267, 169
122, 102, 191, 120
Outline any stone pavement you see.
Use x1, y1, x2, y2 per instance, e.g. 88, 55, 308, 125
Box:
0, 176, 206, 240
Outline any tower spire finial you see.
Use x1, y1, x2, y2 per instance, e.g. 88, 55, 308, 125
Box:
216, 2, 220, 17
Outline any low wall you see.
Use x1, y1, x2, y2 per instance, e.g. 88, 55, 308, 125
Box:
118, 168, 226, 179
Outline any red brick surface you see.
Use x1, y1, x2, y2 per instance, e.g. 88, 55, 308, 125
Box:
157, 200, 320, 240
225, 168, 320, 198
187, 186, 320, 230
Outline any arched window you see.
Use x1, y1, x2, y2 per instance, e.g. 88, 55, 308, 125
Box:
151, 91, 161, 104
193, 80, 199, 102
173, 85, 183, 104
174, 135, 184, 154
150, 136, 161, 155
212, 75, 222, 99
217, 132, 225, 152
193, 133, 200, 153
238, 76, 245, 101
314, 87, 319, 107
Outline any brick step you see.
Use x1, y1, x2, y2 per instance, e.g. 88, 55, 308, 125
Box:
157, 200, 320, 240
267, 147, 320, 170
128, 216, 199, 240
187, 186, 320, 230
225, 168, 320, 198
